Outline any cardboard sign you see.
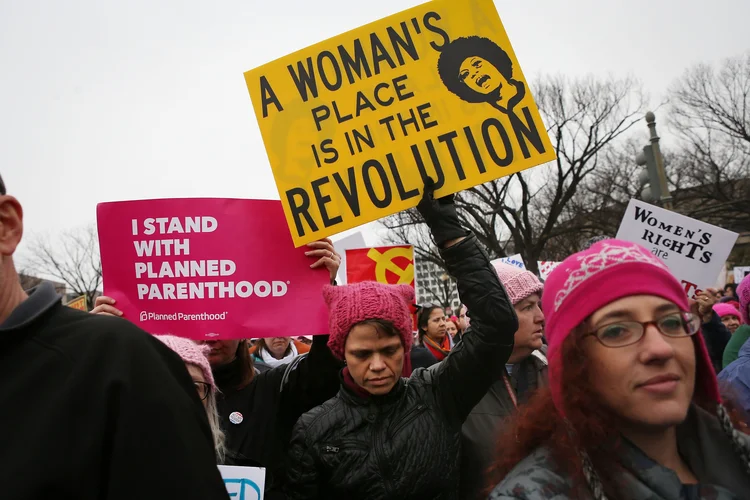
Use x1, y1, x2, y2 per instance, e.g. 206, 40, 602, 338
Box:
333, 231, 367, 284
615, 199, 738, 297
538, 261, 561, 281
346, 245, 415, 286
244, 0, 556, 247
492, 254, 526, 270
735, 266, 750, 284
219, 465, 265, 500
96, 198, 330, 339
65, 295, 88, 311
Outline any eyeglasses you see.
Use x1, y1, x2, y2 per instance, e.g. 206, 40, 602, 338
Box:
586, 312, 700, 348
193, 381, 211, 401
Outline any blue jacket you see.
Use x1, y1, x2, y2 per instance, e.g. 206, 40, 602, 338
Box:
718, 339, 750, 414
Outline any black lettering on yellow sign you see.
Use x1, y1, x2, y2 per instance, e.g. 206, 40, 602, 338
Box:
286, 107, 546, 238
244, 0, 557, 247
284, 15, 448, 103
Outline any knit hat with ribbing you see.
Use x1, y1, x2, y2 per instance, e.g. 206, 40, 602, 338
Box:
713, 303, 742, 321
324, 281, 414, 361
542, 239, 720, 416
154, 335, 215, 391
738, 274, 750, 324
491, 261, 544, 305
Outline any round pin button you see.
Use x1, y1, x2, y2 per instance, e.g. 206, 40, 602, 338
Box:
229, 411, 243, 425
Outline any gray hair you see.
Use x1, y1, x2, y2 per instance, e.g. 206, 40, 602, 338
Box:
205, 390, 227, 464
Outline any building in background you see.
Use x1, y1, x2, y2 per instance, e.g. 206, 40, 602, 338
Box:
415, 259, 460, 311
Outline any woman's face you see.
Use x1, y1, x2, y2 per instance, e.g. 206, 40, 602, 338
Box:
187, 363, 209, 409
583, 295, 696, 430
200, 340, 240, 367
266, 337, 293, 359
459, 56, 504, 94
446, 320, 458, 338
458, 306, 470, 331
424, 308, 447, 341
512, 293, 545, 359
721, 314, 741, 334
458, 56, 516, 105
345, 323, 403, 395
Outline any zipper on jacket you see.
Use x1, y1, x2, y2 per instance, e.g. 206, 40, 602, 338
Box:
387, 404, 427, 440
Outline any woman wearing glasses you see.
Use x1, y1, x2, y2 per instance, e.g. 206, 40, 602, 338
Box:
487, 240, 750, 499
153, 335, 226, 463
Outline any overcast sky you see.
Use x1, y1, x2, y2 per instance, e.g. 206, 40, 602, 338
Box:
3, 0, 748, 261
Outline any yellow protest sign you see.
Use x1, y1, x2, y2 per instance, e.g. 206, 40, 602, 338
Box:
244, 0, 556, 247
66, 295, 88, 311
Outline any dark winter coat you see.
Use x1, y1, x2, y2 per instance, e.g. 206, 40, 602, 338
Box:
214, 334, 342, 499
410, 342, 439, 369
488, 405, 750, 499
459, 347, 548, 499
701, 313, 732, 373
284, 234, 518, 500
2, 283, 227, 500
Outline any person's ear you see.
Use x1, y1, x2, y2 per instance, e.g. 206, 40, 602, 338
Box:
0, 196, 23, 257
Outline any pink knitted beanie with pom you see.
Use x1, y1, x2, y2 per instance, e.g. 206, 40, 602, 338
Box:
491, 261, 544, 305
324, 281, 415, 360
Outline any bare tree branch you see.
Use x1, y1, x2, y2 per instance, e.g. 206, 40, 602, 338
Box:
23, 225, 102, 309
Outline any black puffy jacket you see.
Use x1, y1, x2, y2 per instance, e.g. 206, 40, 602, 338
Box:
284, 234, 518, 499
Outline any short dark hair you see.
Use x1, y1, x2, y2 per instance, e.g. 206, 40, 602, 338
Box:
0, 174, 5, 195
356, 319, 401, 339
416, 305, 444, 342
437, 36, 514, 104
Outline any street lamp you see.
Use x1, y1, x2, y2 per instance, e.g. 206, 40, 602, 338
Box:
636, 111, 673, 210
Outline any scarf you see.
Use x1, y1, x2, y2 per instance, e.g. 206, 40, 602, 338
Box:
259, 341, 298, 368
423, 334, 451, 362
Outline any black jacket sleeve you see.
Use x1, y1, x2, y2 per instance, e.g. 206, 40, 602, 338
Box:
277, 335, 344, 431
410, 344, 439, 370
419, 234, 518, 427
104, 330, 228, 499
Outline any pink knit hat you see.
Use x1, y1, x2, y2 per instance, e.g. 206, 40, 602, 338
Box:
713, 303, 742, 321
543, 239, 720, 416
492, 261, 544, 305
154, 335, 215, 391
324, 282, 414, 361
738, 274, 750, 324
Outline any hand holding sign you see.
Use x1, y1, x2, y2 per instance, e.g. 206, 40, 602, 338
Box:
91, 296, 123, 317
305, 238, 341, 283
416, 177, 468, 248
694, 288, 719, 323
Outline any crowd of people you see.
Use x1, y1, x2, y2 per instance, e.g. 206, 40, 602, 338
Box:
3, 170, 750, 499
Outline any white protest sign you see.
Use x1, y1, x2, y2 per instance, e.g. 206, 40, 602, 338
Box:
538, 261, 561, 281
333, 231, 367, 285
735, 266, 750, 284
493, 254, 526, 270
219, 465, 266, 500
615, 199, 738, 297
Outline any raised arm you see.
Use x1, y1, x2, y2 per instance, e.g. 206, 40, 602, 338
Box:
415, 181, 518, 427
277, 334, 344, 429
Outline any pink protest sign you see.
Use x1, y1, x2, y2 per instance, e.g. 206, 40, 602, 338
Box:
97, 198, 330, 339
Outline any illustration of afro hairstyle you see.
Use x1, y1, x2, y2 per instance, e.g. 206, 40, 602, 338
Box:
437, 36, 515, 104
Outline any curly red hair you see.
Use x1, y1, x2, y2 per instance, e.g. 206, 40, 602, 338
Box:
485, 327, 749, 499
